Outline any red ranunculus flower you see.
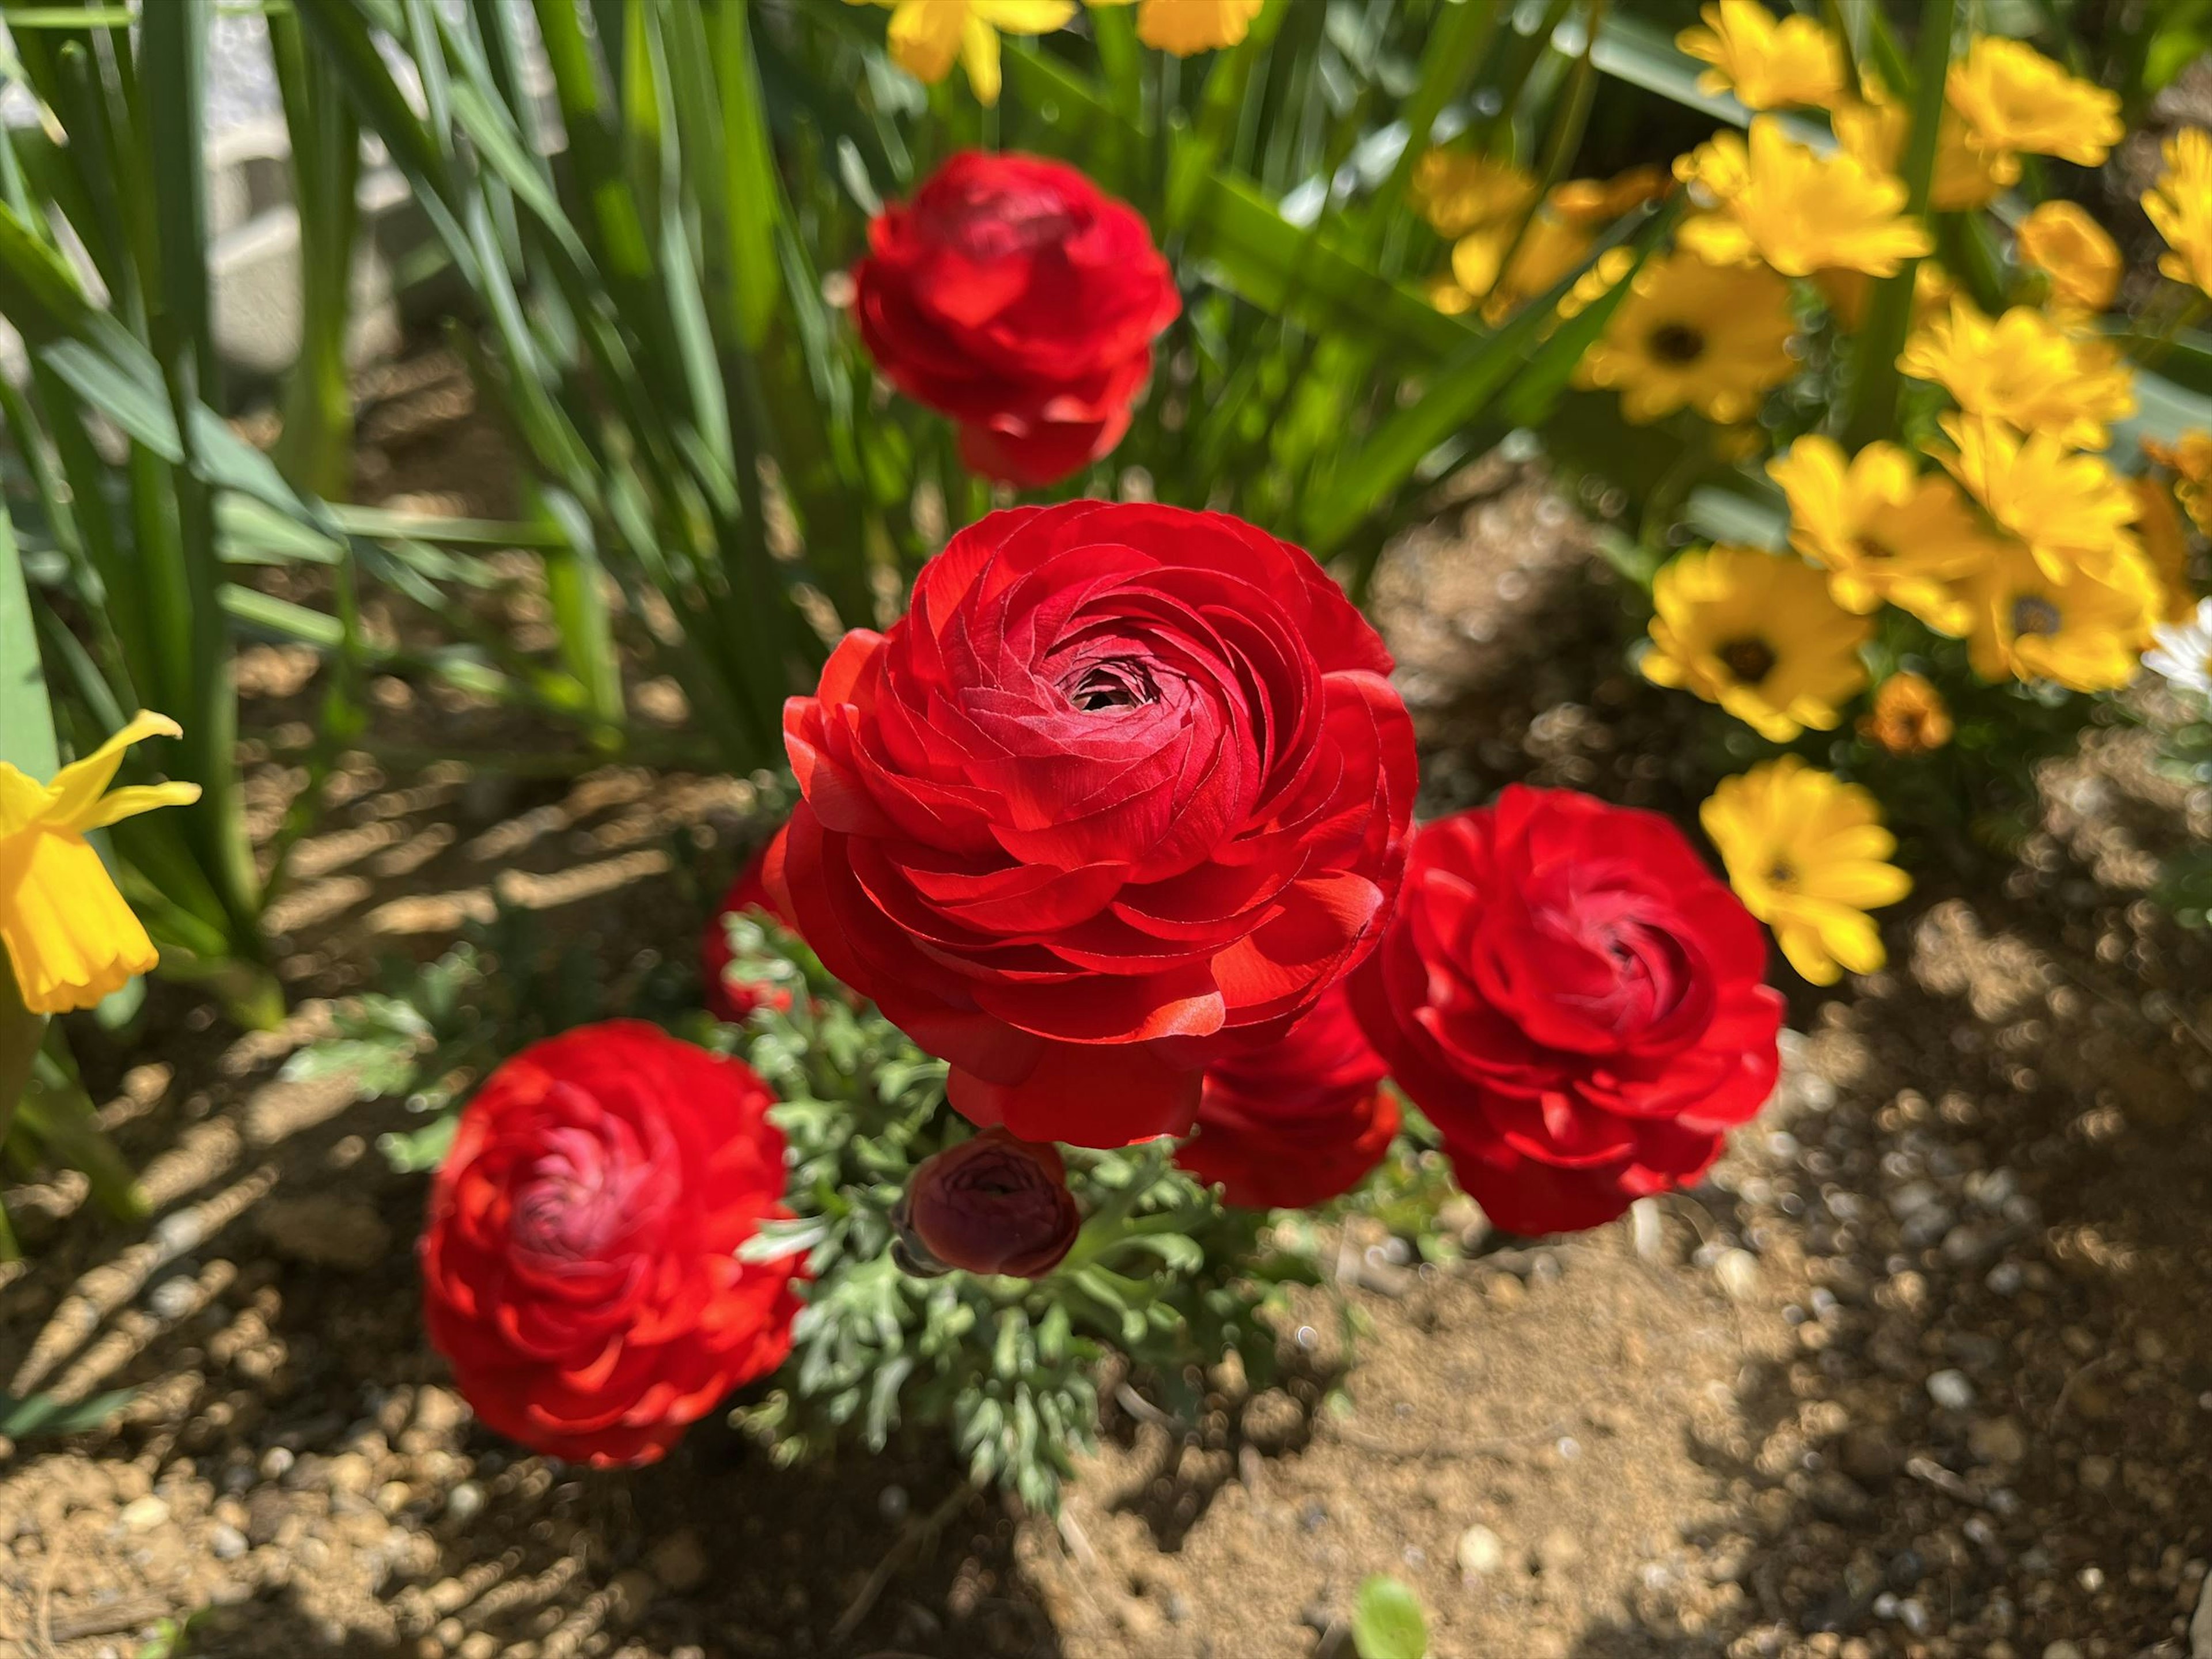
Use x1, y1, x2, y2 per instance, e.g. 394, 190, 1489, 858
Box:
1350, 788, 1784, 1236
769, 501, 1417, 1149
893, 1127, 1081, 1279
851, 150, 1180, 486
700, 843, 796, 1024
421, 1021, 800, 1467
1179, 982, 1399, 1209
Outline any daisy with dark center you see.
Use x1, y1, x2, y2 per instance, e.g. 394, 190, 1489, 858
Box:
1576, 251, 1797, 424
1768, 434, 2002, 632
1642, 545, 1871, 741
1962, 540, 2157, 692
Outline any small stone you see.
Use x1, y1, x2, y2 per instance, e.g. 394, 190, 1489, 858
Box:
1458, 1524, 1506, 1578
1969, 1416, 2027, 1465
2188, 1572, 2212, 1657
2043, 1643, 2084, 1659
260, 1446, 294, 1482
649, 1528, 709, 1593
1926, 1369, 1974, 1411
255, 1195, 392, 1272
327, 1453, 375, 1495
2078, 1455, 2115, 1492
210, 1524, 248, 1560
1714, 1249, 1759, 1302
1629, 1199, 1666, 1262
1840, 1429, 1901, 1486
442, 1483, 484, 1524
119, 1495, 171, 1531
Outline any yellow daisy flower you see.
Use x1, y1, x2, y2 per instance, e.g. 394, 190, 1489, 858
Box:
2016, 200, 2122, 315
1676, 119, 1932, 277
2145, 128, 2212, 298
1832, 86, 2017, 212
848, 0, 1077, 105
1409, 150, 1537, 239
2133, 475, 2199, 625
1946, 37, 2123, 168
1898, 300, 2136, 452
1960, 539, 2157, 692
1937, 414, 2142, 585
1676, 0, 1846, 111
1701, 756, 1911, 984
1767, 435, 1999, 633
1086, 0, 1264, 56
1642, 546, 1872, 741
1859, 672, 1953, 756
1574, 250, 1798, 423
0, 711, 201, 1015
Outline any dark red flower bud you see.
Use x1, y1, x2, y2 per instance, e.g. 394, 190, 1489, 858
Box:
892, 1127, 1081, 1279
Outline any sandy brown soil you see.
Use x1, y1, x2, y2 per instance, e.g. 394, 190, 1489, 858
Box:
3, 363, 2211, 1659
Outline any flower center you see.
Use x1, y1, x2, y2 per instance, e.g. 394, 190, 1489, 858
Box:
1647, 322, 1706, 365
2011, 596, 2062, 637
1853, 533, 1895, 562
1717, 635, 1778, 685
1067, 657, 1161, 713
508, 1119, 654, 1262
1767, 859, 1798, 888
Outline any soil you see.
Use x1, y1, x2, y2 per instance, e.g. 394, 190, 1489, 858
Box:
4, 358, 2212, 1659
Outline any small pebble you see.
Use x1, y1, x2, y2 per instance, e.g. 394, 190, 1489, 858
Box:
1457, 1524, 1506, 1577
210, 1524, 249, 1560
1714, 1249, 1760, 1302
444, 1482, 484, 1523
119, 1496, 170, 1531
1926, 1369, 1974, 1411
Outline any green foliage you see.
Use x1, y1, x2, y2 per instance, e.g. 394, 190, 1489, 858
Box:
1352, 1573, 1430, 1659
725, 915, 1317, 1513
0, 1382, 133, 1440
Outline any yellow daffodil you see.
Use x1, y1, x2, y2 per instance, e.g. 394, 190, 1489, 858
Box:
0, 711, 200, 1015
1086, 0, 1263, 55
1676, 0, 1846, 111
2016, 200, 2122, 314
1574, 250, 1797, 423
1409, 151, 1537, 238
1642, 545, 1872, 740
2133, 475, 2200, 624
1455, 207, 1588, 323
2146, 431, 2212, 537
1859, 672, 1953, 756
1961, 539, 2158, 692
1701, 756, 1911, 985
1767, 435, 2000, 633
848, 0, 1077, 105
1832, 85, 2017, 212
1946, 36, 2123, 168
1899, 300, 2136, 452
1937, 413, 2142, 585
1676, 119, 1931, 277
1546, 166, 1669, 227
2145, 128, 2212, 298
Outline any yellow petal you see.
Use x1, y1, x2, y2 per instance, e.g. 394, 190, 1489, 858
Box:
960, 10, 1003, 103
885, 0, 968, 84
46, 710, 183, 832
0, 827, 158, 1014
0, 763, 45, 838
79, 781, 203, 832
976, 0, 1080, 26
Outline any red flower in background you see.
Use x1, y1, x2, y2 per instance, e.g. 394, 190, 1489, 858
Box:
1179, 982, 1399, 1209
852, 150, 1180, 486
893, 1127, 1081, 1279
1350, 789, 1783, 1236
769, 501, 1417, 1149
421, 1022, 800, 1467
700, 843, 794, 1024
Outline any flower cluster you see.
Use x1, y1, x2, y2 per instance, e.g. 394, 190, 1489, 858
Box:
849, 0, 1264, 105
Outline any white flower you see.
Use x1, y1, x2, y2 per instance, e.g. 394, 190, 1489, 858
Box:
2145, 596, 2212, 692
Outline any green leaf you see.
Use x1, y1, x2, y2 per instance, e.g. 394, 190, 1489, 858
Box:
1351, 1574, 1428, 1659
1587, 12, 1745, 124
0, 477, 58, 779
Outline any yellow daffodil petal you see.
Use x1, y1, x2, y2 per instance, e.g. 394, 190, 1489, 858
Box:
44, 710, 183, 832
0, 827, 158, 1014
79, 781, 203, 833
977, 0, 1078, 25
1131, 0, 1263, 55
960, 10, 1003, 103
884, 0, 969, 85
0, 764, 46, 838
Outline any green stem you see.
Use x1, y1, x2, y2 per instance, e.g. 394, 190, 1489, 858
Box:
0, 967, 47, 1184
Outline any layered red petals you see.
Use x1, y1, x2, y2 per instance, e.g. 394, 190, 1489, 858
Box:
1180, 983, 1399, 1210
1350, 789, 1783, 1236
771, 501, 1417, 1148
420, 1022, 801, 1467
853, 150, 1179, 486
